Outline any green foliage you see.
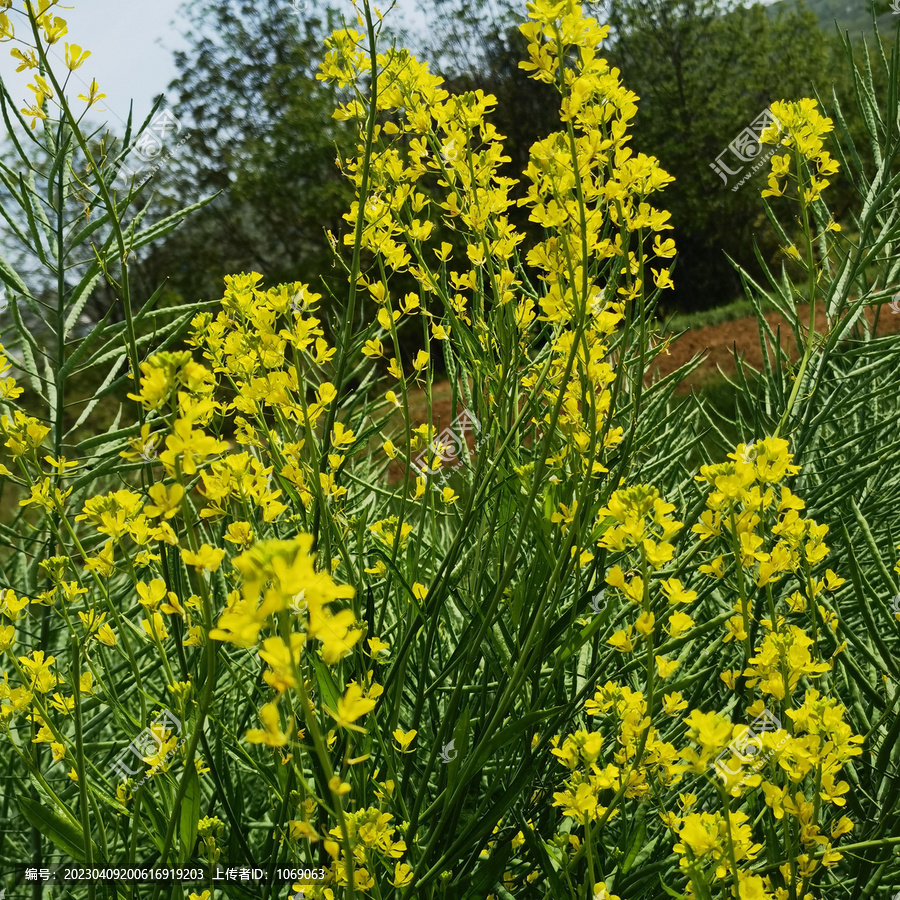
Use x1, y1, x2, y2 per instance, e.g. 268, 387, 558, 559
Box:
0, 11, 212, 893
140, 0, 356, 308
605, 0, 839, 309
708, 27, 900, 889
0, 79, 210, 454
423, 0, 891, 313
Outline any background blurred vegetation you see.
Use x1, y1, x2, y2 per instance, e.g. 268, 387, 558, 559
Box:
3, 0, 894, 345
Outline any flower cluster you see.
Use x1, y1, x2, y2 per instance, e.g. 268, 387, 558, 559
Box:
0, 0, 881, 895
3, 0, 106, 128
692, 437, 838, 646
0, 311, 370, 809
548, 438, 863, 899
551, 679, 683, 826
517, 0, 674, 479
761, 99, 840, 203
597, 483, 692, 657
321, 806, 412, 894
211, 536, 358, 662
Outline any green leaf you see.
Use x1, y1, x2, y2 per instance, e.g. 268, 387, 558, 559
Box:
18, 795, 92, 862
311, 654, 341, 712
659, 877, 690, 899
622, 805, 648, 872
513, 814, 568, 897
179, 764, 202, 864
64, 259, 104, 335
463, 841, 513, 899
7, 283, 43, 395
0, 250, 27, 296
470, 707, 563, 773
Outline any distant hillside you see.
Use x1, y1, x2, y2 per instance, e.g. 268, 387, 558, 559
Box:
779, 0, 897, 38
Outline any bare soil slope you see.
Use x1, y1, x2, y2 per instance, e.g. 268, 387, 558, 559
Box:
411, 302, 900, 429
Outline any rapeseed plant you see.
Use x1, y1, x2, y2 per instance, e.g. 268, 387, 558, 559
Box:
1, 0, 899, 898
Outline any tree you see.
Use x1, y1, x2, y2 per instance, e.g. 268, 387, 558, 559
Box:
601, 0, 840, 310
138, 0, 356, 307
423, 0, 845, 311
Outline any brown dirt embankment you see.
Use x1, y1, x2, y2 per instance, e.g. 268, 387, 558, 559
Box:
651, 302, 900, 392
414, 302, 900, 428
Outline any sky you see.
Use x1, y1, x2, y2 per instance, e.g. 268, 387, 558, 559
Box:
1, 0, 188, 132
0, 0, 427, 134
